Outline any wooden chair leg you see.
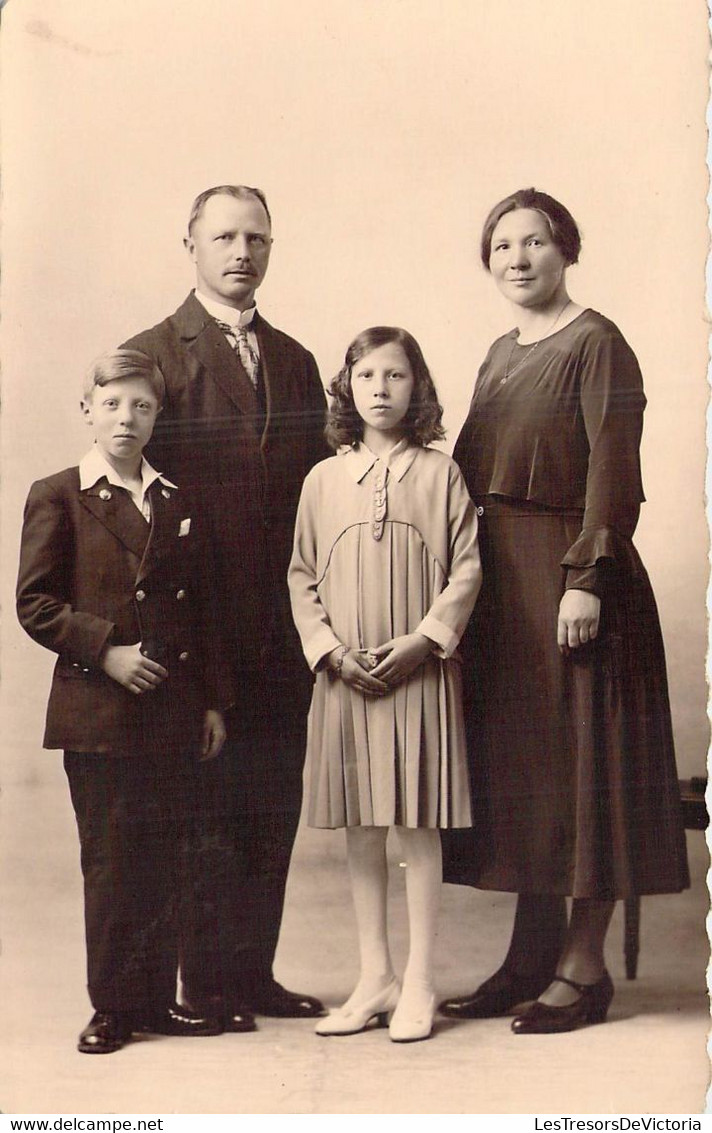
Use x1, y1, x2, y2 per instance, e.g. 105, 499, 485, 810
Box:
624, 896, 641, 979
620, 778, 707, 979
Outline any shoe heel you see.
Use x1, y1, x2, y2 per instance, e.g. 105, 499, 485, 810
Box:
314, 979, 401, 1036
587, 1004, 610, 1024
586, 977, 614, 1024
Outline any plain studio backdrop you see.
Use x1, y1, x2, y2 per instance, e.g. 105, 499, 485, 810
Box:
0, 0, 709, 1117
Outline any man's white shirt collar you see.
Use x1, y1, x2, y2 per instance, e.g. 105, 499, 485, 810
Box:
195, 290, 257, 330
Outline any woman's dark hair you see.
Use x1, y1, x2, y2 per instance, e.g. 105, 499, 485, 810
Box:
326, 326, 445, 451
480, 188, 582, 270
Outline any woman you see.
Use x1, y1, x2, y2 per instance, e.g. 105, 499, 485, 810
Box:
440, 188, 689, 1033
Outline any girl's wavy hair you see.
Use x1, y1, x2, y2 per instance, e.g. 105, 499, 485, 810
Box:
325, 326, 445, 451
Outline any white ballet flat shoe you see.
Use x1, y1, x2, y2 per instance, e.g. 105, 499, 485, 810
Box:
315, 979, 401, 1037
389, 986, 437, 1043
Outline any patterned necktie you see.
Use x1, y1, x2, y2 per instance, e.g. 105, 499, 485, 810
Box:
215, 320, 260, 390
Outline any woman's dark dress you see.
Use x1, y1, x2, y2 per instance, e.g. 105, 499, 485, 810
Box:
444, 309, 689, 898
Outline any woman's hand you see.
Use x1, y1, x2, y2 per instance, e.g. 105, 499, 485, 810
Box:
100, 643, 168, 693
200, 709, 227, 761
331, 647, 390, 697
557, 589, 601, 654
369, 633, 434, 687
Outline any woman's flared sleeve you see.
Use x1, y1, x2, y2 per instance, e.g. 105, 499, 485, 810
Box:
417, 461, 483, 657
561, 325, 647, 592
288, 467, 343, 672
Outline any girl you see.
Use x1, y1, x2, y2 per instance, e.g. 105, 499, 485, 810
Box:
288, 326, 482, 1042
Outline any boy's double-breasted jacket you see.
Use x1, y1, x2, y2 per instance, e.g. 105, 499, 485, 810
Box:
16, 465, 233, 757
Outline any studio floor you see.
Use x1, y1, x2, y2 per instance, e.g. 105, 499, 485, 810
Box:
0, 754, 709, 1116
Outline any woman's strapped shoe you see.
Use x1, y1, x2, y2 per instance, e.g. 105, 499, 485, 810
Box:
315, 979, 401, 1036
511, 972, 614, 1034
438, 968, 552, 1019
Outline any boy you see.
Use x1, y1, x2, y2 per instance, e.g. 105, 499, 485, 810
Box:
16, 349, 234, 1054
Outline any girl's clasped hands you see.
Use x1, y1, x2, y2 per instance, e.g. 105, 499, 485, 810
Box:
330, 634, 434, 696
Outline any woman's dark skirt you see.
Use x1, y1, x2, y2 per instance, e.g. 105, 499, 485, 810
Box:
442, 498, 689, 899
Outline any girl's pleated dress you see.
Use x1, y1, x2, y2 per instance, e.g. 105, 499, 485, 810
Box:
288, 439, 482, 830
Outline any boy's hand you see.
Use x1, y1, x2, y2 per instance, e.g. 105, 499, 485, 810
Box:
369, 633, 434, 688
199, 709, 226, 761
100, 643, 168, 694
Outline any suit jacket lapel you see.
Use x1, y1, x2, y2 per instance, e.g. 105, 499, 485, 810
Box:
79, 481, 151, 560
253, 313, 280, 444
175, 292, 261, 421
136, 482, 182, 583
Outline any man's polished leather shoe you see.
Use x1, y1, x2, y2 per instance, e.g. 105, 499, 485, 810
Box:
223, 1008, 258, 1033
247, 980, 325, 1018
78, 1011, 133, 1054
438, 968, 551, 1020
135, 1003, 222, 1037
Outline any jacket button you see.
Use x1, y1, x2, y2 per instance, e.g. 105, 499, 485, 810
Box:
476, 506, 484, 517
179, 651, 189, 662
176, 589, 186, 600
135, 589, 146, 602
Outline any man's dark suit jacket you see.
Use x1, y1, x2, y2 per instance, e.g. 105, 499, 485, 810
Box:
123, 294, 328, 800
16, 467, 232, 757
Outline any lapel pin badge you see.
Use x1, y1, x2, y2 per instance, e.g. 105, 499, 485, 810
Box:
99, 488, 112, 501
161, 488, 171, 499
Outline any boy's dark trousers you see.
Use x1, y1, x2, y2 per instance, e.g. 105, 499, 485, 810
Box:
64, 750, 200, 1016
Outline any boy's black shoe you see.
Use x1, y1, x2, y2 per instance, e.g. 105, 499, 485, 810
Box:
78, 1011, 133, 1054
134, 1003, 223, 1037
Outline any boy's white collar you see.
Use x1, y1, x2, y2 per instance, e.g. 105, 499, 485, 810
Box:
79, 445, 177, 493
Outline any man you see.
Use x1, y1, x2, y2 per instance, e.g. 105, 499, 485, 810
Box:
123, 185, 327, 1031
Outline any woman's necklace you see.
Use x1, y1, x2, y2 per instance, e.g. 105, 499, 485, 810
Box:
499, 299, 572, 386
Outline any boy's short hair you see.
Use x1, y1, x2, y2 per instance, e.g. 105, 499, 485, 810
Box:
82, 350, 166, 406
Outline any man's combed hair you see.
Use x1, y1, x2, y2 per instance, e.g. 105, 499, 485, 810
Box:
187, 184, 272, 233
82, 349, 166, 406
325, 326, 445, 451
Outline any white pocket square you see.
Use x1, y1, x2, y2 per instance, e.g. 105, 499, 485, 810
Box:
179, 518, 191, 537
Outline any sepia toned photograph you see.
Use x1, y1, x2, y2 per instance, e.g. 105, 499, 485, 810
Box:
0, 0, 709, 1117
